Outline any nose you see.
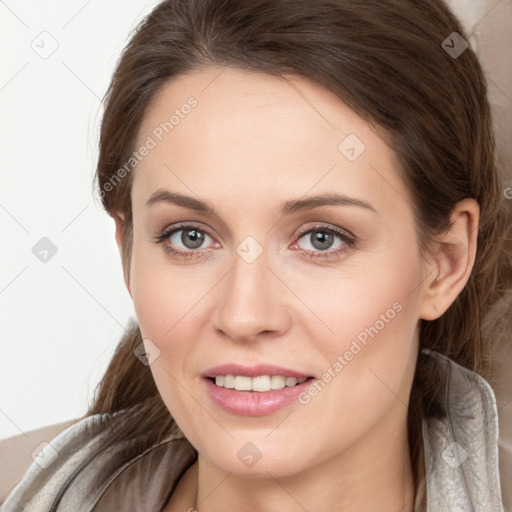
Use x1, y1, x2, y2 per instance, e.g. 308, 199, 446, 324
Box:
212, 245, 293, 344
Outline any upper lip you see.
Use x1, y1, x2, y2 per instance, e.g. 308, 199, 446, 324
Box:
202, 363, 313, 379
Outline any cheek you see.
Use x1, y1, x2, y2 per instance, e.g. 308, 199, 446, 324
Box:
292, 249, 421, 439
129, 229, 191, 339
291, 238, 421, 353
130, 268, 200, 378
129, 250, 199, 427
128, 235, 210, 396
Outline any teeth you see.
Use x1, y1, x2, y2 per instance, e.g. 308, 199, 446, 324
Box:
213, 375, 308, 392
285, 377, 297, 387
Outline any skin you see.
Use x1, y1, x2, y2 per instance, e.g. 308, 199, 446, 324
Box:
114, 66, 479, 512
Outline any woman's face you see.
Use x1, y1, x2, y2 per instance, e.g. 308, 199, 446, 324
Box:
126, 66, 430, 477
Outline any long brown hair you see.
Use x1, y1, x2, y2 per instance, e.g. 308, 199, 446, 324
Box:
83, 0, 512, 504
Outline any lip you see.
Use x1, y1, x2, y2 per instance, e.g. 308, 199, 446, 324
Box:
201, 363, 314, 379
203, 376, 316, 416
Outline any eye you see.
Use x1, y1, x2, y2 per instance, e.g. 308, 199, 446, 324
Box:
153, 222, 219, 259
292, 223, 356, 260
169, 226, 210, 250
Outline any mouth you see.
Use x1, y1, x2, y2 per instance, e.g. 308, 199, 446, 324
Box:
205, 375, 316, 392
202, 374, 317, 416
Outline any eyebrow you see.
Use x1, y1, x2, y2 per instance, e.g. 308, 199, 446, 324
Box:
145, 188, 378, 216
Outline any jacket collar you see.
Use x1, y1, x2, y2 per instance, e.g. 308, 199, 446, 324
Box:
419, 348, 504, 511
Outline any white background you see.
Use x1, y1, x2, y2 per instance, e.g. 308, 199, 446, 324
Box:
1, 0, 511, 441
0, 0, 162, 440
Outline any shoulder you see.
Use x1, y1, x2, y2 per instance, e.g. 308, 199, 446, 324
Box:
1, 412, 196, 512
421, 349, 506, 511
0, 418, 79, 505
1, 414, 114, 511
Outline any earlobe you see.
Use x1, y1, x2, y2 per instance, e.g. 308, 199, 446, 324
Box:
418, 198, 479, 321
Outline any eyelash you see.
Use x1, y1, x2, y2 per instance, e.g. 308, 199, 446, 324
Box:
153, 221, 357, 261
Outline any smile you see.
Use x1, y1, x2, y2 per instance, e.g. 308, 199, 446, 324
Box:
212, 375, 309, 392
203, 376, 316, 416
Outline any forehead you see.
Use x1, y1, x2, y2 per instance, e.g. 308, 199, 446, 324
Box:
132, 67, 411, 220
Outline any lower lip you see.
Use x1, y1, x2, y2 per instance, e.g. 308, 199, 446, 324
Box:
203, 377, 316, 416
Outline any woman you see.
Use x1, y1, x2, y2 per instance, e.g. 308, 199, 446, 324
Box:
3, 0, 511, 510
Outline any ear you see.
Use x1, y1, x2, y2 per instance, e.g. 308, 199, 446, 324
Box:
418, 198, 480, 321
114, 212, 124, 250
113, 212, 132, 298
